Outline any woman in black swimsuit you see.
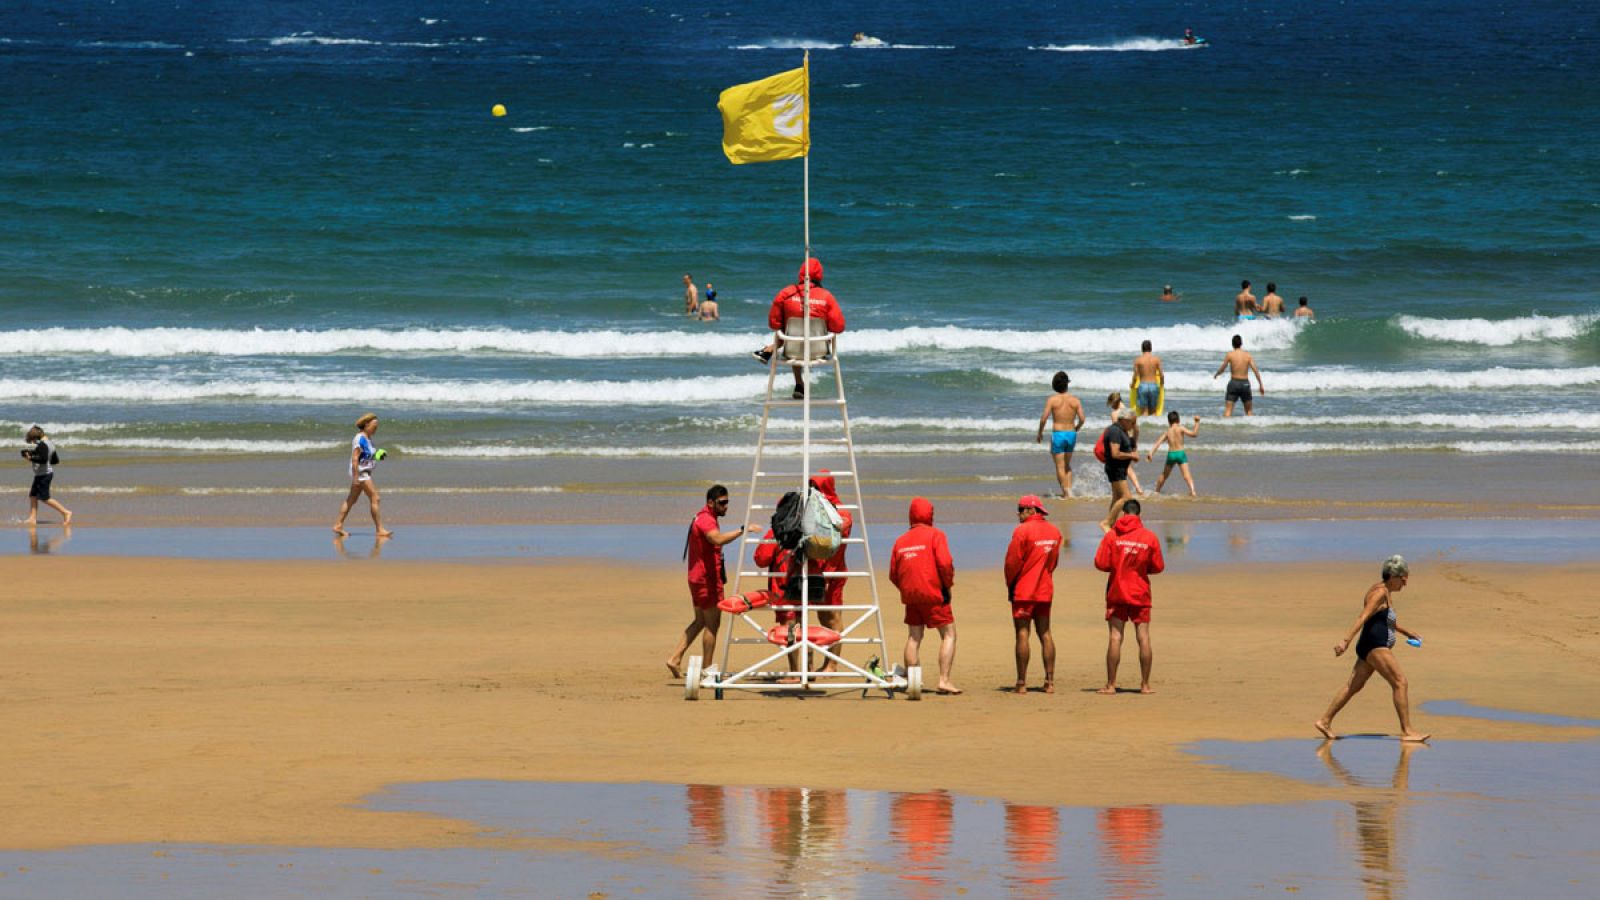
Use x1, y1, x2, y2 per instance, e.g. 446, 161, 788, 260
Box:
1314, 556, 1429, 742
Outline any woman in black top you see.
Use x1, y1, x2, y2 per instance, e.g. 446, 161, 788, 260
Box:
1314, 556, 1428, 742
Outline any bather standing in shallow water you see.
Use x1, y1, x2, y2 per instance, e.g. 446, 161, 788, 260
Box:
1315, 555, 1429, 742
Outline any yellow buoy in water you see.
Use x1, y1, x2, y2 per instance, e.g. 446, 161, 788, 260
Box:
491, 103, 507, 117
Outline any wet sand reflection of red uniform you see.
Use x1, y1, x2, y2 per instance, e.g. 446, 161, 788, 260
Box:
685, 783, 726, 848
1005, 803, 1062, 894
891, 791, 953, 893
1097, 806, 1163, 899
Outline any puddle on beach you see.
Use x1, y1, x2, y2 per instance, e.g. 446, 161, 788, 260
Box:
3, 706, 1596, 897
8, 518, 1600, 564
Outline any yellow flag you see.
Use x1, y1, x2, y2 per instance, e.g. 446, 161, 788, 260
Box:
717, 62, 809, 164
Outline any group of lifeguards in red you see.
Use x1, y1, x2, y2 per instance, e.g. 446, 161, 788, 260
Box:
671, 257, 1168, 695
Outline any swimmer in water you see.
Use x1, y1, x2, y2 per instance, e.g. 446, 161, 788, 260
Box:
1234, 280, 1259, 319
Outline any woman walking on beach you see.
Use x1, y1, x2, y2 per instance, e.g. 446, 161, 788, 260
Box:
333, 413, 392, 537
1315, 556, 1428, 742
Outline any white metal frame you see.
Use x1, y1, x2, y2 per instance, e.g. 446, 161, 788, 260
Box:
682, 328, 917, 699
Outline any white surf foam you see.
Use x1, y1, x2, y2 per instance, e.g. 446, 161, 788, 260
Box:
0, 321, 1305, 358
985, 365, 1600, 393
1200, 413, 1600, 431
1032, 38, 1194, 52
70, 438, 336, 453
733, 39, 844, 50
229, 33, 444, 48
787, 412, 1600, 432
1394, 313, 1598, 346
81, 40, 184, 50
395, 438, 1600, 459
0, 375, 772, 406
0, 420, 124, 434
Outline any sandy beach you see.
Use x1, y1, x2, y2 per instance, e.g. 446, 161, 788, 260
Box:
4, 553, 1596, 852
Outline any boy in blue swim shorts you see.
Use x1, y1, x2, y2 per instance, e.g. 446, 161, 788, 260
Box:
1035, 372, 1086, 498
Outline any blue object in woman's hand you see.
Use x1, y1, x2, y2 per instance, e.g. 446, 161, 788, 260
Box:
1407, 637, 1423, 647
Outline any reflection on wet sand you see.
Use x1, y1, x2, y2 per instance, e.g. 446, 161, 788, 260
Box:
891, 790, 953, 895
758, 786, 850, 893
332, 532, 388, 559
1004, 803, 1062, 895
1097, 806, 1163, 899
1319, 740, 1422, 900
674, 786, 1180, 895
29, 524, 72, 555
686, 783, 726, 848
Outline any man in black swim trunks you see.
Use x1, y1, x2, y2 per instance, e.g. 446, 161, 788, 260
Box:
1213, 334, 1265, 417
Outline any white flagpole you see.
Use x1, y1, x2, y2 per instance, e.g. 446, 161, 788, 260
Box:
801, 49, 812, 499
800, 50, 812, 680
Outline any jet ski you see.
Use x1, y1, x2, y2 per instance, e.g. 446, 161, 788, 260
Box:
850, 32, 887, 48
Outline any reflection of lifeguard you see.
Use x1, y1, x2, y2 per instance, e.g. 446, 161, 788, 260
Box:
1096, 806, 1163, 899
891, 790, 954, 883
1005, 803, 1062, 893
685, 783, 727, 848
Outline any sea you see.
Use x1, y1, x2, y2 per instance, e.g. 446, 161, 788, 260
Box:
2, 0, 1597, 468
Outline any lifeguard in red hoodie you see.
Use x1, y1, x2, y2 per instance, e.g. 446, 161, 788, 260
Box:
753, 258, 847, 399
890, 497, 960, 694
1004, 495, 1063, 695
1093, 499, 1165, 694
807, 471, 852, 672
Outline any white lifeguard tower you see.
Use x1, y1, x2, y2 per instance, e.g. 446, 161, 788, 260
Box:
681, 314, 920, 700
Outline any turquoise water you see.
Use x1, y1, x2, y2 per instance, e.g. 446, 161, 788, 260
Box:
2, 0, 1597, 462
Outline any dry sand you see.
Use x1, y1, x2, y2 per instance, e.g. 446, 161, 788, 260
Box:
3, 555, 1597, 851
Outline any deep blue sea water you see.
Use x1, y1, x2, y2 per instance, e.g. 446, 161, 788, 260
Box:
2, 0, 1596, 461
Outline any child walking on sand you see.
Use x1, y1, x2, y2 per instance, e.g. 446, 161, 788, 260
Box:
1148, 411, 1202, 496
20, 426, 72, 525
1104, 393, 1144, 496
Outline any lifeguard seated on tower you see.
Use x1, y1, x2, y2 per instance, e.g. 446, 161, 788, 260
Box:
751, 257, 847, 399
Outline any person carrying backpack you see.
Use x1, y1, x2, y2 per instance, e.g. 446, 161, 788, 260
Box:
21, 426, 72, 526
807, 471, 852, 672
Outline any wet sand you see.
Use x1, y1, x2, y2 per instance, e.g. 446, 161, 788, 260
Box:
20, 449, 1600, 527
2, 555, 1596, 851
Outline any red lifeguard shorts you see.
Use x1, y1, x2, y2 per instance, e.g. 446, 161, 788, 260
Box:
904, 602, 954, 628
688, 581, 721, 610
1106, 602, 1151, 624
1010, 600, 1050, 621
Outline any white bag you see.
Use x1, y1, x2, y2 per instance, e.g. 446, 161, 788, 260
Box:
801, 486, 843, 560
